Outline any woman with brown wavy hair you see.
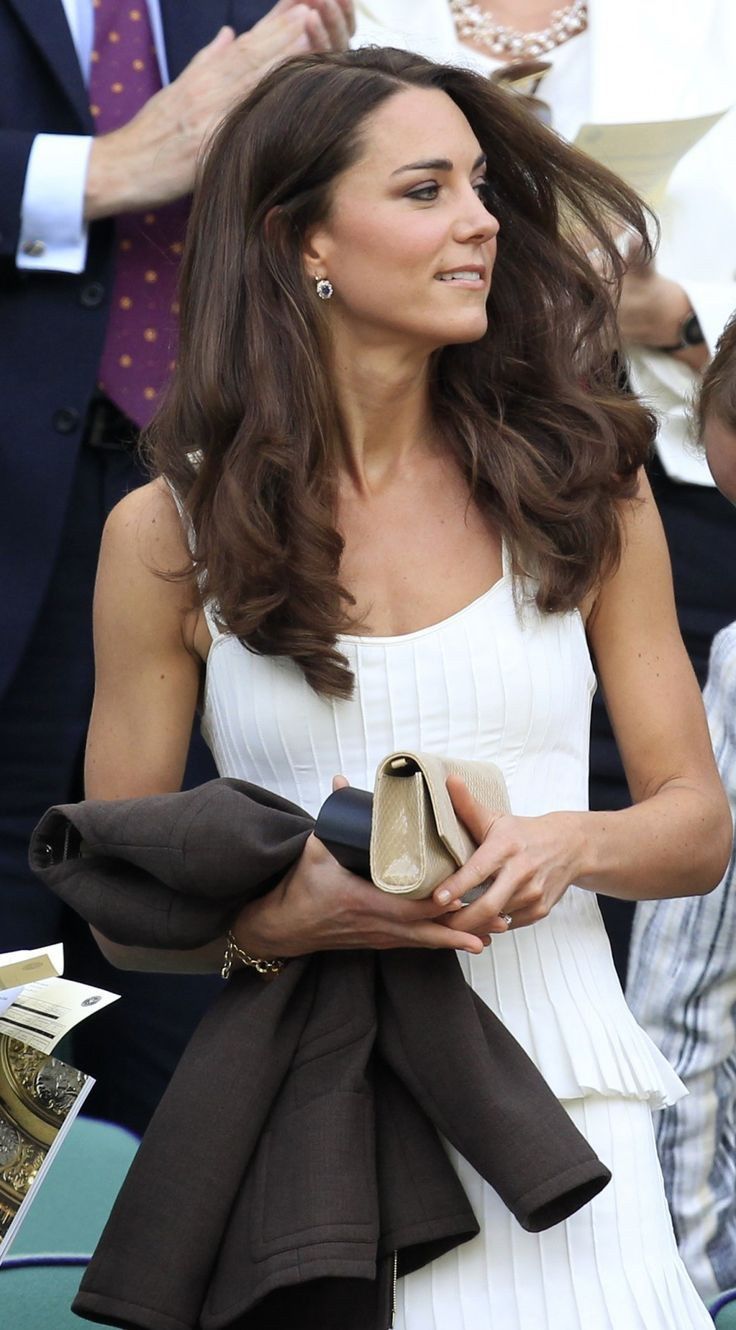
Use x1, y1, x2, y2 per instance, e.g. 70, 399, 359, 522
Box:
85, 47, 729, 1328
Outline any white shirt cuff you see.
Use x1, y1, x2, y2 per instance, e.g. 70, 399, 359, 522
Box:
17, 134, 93, 274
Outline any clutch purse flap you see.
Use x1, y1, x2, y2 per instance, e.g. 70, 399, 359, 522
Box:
371, 751, 510, 898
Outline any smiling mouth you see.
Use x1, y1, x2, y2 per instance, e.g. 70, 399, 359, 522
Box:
435, 270, 484, 283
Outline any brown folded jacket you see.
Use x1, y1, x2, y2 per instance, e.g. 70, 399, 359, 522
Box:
29, 778, 610, 1330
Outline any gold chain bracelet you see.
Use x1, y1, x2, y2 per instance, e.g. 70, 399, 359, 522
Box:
221, 930, 288, 980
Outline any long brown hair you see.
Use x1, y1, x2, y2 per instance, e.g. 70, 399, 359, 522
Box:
148, 46, 657, 698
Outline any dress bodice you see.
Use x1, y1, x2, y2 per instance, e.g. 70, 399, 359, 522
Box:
202, 571, 594, 818
201, 575, 684, 1107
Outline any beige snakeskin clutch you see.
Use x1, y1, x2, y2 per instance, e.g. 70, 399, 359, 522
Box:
370, 751, 511, 900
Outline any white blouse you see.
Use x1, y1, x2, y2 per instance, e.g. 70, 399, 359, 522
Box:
201, 563, 685, 1110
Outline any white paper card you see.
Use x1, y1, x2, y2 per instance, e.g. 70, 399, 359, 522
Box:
0, 944, 63, 994
574, 110, 727, 207
0, 978, 119, 1055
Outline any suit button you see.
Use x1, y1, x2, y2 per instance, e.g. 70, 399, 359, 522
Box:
22, 238, 47, 257
53, 408, 81, 435
80, 281, 105, 308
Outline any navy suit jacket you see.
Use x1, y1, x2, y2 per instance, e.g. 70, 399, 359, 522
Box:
0, 0, 274, 699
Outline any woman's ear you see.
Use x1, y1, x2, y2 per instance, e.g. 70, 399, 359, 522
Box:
302, 225, 331, 283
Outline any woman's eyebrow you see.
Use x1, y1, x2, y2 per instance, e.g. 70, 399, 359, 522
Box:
391, 152, 487, 176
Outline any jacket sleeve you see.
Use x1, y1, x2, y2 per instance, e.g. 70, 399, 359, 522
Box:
28, 778, 314, 949
377, 949, 612, 1233
0, 129, 36, 259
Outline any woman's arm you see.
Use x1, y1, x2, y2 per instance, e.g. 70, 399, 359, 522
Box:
85, 479, 202, 802
85, 481, 485, 969
436, 473, 732, 934
577, 472, 731, 896
84, 479, 227, 971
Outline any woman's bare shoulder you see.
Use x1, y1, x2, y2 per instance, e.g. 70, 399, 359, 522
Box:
88, 479, 204, 803
101, 477, 192, 579
96, 478, 204, 653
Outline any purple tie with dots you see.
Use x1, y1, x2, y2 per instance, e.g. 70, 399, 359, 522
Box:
89, 0, 188, 428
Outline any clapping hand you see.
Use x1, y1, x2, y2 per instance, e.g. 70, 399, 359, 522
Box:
271, 0, 355, 50
85, 1, 355, 219
617, 236, 691, 350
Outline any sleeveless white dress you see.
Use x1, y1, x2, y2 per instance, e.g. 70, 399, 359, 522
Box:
199, 559, 712, 1328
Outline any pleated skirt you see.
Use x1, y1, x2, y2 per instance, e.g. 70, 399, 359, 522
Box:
395, 1096, 712, 1330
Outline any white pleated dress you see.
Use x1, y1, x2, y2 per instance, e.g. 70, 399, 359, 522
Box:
200, 563, 712, 1329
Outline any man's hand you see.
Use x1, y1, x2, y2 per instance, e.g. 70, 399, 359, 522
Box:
618, 239, 709, 371
275, 0, 355, 50
85, 1, 355, 220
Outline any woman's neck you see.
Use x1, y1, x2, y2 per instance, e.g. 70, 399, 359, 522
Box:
330, 340, 439, 495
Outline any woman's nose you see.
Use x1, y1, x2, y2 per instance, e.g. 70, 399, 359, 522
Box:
455, 192, 500, 244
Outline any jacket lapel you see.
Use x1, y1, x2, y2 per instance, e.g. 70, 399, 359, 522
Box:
159, 0, 272, 81
159, 0, 230, 81
6, 0, 91, 127
231, 0, 280, 35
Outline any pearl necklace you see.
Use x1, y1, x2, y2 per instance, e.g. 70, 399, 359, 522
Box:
450, 0, 588, 59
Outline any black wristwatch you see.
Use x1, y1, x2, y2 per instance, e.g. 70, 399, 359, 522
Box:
658, 309, 706, 353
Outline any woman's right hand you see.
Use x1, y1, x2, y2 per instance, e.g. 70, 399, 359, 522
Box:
231, 828, 488, 960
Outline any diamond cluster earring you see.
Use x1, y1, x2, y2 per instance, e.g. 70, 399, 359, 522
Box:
315, 276, 333, 301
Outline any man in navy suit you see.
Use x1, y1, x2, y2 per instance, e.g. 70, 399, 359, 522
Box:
0, 0, 354, 1134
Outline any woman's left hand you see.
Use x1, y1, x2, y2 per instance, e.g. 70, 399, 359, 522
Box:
434, 776, 588, 936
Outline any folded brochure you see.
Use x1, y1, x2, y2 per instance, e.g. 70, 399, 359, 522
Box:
573, 108, 727, 210
0, 946, 119, 1264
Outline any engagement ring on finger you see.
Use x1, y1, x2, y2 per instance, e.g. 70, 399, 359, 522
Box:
499, 912, 513, 926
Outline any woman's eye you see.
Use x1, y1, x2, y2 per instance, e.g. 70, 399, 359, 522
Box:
405, 180, 492, 203
406, 184, 439, 202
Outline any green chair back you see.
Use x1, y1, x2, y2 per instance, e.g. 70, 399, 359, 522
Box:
0, 1261, 92, 1330
0, 1116, 138, 1330
711, 1289, 736, 1327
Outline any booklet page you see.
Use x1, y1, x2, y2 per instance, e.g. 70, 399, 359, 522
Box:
574, 109, 727, 208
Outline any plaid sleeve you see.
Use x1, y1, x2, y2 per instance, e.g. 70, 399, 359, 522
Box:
626, 622, 736, 1303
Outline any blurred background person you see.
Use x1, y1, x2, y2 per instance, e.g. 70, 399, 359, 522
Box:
0, 0, 354, 1135
627, 313, 736, 1308
352, 0, 736, 981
